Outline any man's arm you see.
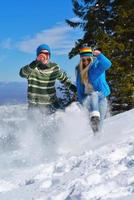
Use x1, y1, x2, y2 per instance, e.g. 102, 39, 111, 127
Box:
57, 66, 77, 94
19, 60, 39, 78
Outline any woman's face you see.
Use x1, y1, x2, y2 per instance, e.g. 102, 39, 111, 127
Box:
81, 56, 92, 67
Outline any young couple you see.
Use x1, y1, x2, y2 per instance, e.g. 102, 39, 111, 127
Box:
19, 44, 112, 133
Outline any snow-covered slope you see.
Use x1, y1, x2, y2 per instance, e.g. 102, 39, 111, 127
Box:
0, 103, 134, 200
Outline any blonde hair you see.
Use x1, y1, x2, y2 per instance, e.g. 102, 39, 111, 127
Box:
79, 57, 93, 92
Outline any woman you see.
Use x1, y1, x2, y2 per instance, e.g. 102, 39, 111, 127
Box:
76, 45, 112, 133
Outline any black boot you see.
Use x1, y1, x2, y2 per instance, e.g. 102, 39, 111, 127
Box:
90, 116, 100, 134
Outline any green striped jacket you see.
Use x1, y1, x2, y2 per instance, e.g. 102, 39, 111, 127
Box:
20, 61, 72, 106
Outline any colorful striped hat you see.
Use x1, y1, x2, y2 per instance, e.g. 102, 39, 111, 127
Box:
79, 46, 93, 57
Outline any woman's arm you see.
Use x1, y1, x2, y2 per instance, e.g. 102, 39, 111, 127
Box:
90, 51, 112, 81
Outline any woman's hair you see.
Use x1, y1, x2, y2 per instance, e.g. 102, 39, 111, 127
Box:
79, 57, 93, 83
79, 57, 93, 92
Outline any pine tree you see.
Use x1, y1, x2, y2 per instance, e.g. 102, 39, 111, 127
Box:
57, 84, 72, 109
66, 0, 134, 114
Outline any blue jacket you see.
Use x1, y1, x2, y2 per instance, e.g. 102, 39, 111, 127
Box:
76, 53, 112, 104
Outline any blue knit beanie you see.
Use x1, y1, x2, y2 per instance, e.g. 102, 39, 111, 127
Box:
36, 44, 51, 56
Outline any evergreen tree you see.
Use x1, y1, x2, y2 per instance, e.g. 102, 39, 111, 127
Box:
66, 0, 134, 114
57, 84, 72, 109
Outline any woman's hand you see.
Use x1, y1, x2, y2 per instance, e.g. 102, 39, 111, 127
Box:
93, 50, 101, 56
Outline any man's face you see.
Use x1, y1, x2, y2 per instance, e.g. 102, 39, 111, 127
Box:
37, 50, 50, 64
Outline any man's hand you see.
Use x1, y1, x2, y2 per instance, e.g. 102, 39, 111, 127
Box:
70, 84, 77, 93
29, 60, 39, 69
37, 53, 49, 64
71, 93, 77, 102
69, 84, 77, 101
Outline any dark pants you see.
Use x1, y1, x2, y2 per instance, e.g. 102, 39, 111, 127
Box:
28, 100, 60, 115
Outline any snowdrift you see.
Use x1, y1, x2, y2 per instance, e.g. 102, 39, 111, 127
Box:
0, 103, 134, 200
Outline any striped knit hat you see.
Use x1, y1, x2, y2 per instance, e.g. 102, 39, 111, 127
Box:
79, 46, 93, 57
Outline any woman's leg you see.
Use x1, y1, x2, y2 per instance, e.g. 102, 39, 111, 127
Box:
99, 96, 108, 130
86, 91, 100, 117
84, 92, 100, 133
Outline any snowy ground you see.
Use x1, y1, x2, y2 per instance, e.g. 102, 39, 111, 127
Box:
0, 103, 134, 200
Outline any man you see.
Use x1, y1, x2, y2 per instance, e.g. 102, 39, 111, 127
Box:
19, 44, 77, 112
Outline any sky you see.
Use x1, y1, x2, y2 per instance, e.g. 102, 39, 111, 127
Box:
0, 0, 83, 82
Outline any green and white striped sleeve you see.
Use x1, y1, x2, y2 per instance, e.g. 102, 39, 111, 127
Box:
19, 61, 38, 78
19, 65, 33, 78
57, 66, 72, 88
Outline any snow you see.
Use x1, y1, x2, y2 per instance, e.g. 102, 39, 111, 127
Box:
0, 180, 17, 192
0, 103, 134, 200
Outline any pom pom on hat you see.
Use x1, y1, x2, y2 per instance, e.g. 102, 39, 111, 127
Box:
79, 45, 93, 57
36, 44, 51, 56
